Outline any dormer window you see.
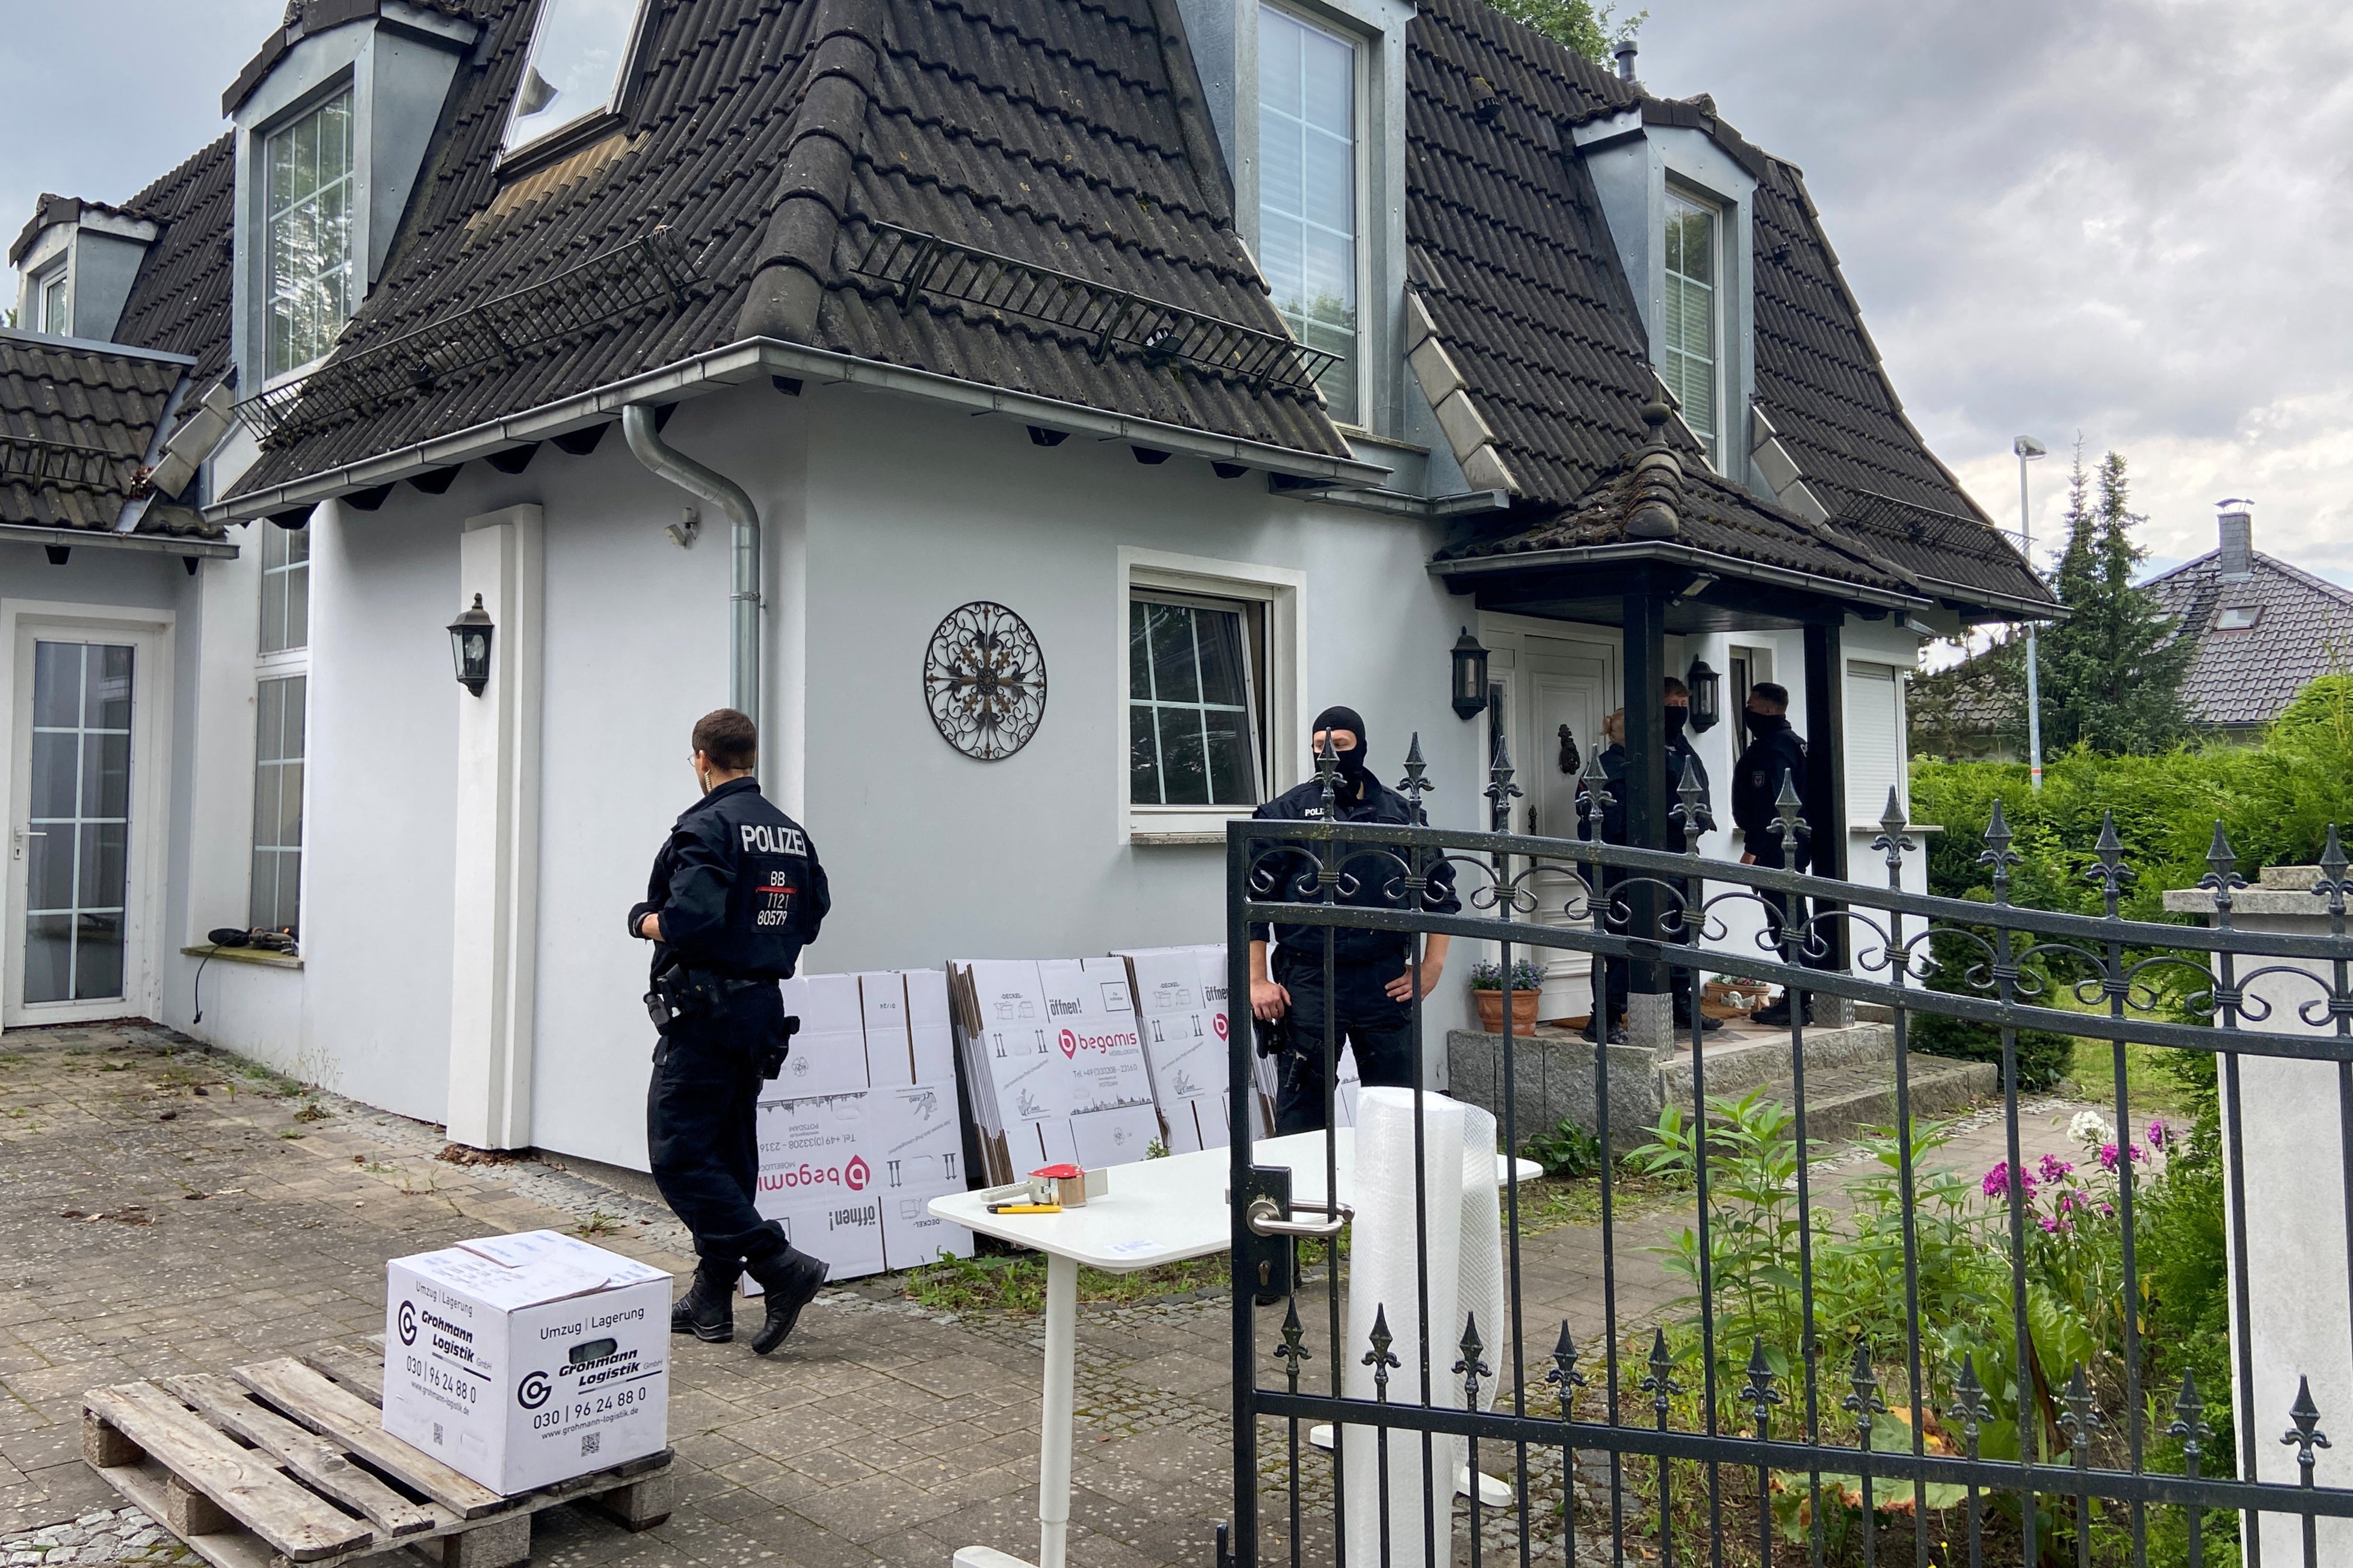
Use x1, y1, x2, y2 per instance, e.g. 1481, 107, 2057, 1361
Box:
1661, 190, 1719, 466
264, 91, 357, 377
36, 266, 69, 336
503, 0, 647, 158
1257, 3, 1360, 423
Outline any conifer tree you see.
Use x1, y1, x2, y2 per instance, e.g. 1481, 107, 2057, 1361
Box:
2038, 449, 2193, 754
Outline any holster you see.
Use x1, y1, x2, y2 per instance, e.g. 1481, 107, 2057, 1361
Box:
1253, 1012, 1289, 1060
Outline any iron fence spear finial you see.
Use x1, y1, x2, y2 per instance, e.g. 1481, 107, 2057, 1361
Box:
1485, 733, 1522, 833
1978, 796, 2019, 902
1364, 1305, 1400, 1401
2168, 1371, 2210, 1476
2085, 808, 2135, 914
2284, 1376, 2332, 1477
1872, 784, 1913, 883
1274, 1297, 1311, 1393
1954, 1354, 1990, 1459
1672, 754, 1711, 853
2316, 823, 2350, 922
2200, 820, 2246, 914
1740, 1339, 1782, 1436
1547, 1323, 1585, 1415
1454, 1313, 1491, 1407
1577, 739, 1614, 844
1842, 1344, 1886, 1448
1395, 731, 1432, 808
1314, 733, 1340, 818
1772, 774, 1807, 859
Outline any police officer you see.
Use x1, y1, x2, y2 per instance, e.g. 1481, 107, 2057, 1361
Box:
1247, 706, 1459, 1134
630, 709, 831, 1355
1731, 681, 1814, 1026
1580, 682, 1719, 1041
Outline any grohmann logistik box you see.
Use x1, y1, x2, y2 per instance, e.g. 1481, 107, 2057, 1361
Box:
383, 1231, 671, 1495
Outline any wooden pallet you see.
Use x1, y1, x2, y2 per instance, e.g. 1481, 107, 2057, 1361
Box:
84, 1345, 673, 1568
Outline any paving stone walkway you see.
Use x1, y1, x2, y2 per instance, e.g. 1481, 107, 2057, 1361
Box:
0, 1024, 2103, 1568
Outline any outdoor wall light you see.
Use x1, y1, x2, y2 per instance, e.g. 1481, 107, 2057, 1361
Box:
1685, 657, 1722, 733
448, 594, 495, 696
1451, 627, 1491, 720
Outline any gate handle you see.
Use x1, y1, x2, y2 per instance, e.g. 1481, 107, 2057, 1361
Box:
1245, 1196, 1352, 1239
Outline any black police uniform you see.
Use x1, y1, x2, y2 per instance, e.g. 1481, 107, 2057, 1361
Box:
629, 778, 830, 1285
1250, 770, 1460, 1134
1579, 729, 1712, 1030
1732, 713, 1815, 972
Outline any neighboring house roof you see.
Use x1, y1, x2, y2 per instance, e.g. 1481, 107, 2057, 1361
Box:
1401, 0, 2047, 616
229, 0, 1349, 499
2145, 550, 2353, 729
109, 134, 238, 397
0, 330, 217, 539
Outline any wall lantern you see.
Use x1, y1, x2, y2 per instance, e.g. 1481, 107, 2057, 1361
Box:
1685, 656, 1722, 733
1451, 627, 1491, 720
448, 594, 495, 696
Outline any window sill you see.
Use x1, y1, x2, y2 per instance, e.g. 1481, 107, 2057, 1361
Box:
181, 944, 303, 970
1130, 806, 1256, 846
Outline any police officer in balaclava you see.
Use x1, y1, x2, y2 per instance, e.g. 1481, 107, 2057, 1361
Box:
1245, 706, 1460, 1133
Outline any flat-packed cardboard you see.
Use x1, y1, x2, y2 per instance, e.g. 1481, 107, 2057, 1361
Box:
752, 1088, 886, 1281
1038, 957, 1153, 1115
906, 969, 957, 1084
383, 1232, 669, 1496
776, 973, 869, 1097
856, 973, 913, 1086
872, 1080, 972, 1270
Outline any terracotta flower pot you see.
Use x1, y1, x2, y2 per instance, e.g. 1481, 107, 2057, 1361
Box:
1473, 988, 1542, 1031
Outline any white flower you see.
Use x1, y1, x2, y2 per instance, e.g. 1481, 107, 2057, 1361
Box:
2069, 1110, 2114, 1148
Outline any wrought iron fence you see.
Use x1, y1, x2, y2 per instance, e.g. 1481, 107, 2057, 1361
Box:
1221, 736, 2353, 1568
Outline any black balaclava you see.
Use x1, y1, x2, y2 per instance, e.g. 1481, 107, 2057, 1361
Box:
1312, 704, 1372, 794
1663, 705, 1689, 739
1744, 707, 1789, 737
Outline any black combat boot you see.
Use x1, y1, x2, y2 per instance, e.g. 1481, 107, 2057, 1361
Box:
670, 1261, 738, 1342
744, 1248, 827, 1356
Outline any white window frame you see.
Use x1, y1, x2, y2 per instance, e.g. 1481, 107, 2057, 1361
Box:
1251, 0, 1372, 429
499, 0, 652, 163
35, 260, 70, 336
1118, 548, 1305, 844
1661, 180, 1725, 470
261, 85, 359, 384
252, 523, 310, 935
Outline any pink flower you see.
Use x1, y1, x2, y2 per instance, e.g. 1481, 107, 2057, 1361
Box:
2098, 1142, 2121, 1172
2040, 1216, 2063, 1233
1985, 1162, 2039, 1199
2101, 1204, 2115, 1217
2038, 1154, 2075, 1184
2148, 1118, 2172, 1149
2128, 1143, 2147, 1164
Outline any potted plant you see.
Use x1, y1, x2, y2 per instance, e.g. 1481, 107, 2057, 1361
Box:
1468, 958, 1544, 1031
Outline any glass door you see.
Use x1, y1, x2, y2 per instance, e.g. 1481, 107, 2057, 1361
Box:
11, 636, 140, 1017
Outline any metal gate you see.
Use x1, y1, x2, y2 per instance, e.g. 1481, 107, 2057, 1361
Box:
1221, 740, 2353, 1567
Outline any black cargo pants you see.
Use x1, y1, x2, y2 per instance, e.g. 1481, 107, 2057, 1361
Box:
646, 984, 791, 1270
1271, 956, 1416, 1135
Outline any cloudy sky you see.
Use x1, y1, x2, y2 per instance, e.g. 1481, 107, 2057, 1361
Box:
5, 0, 2347, 587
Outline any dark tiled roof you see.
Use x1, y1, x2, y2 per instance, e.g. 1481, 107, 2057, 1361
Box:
1749, 163, 2047, 607
226, 0, 487, 115
230, 0, 1348, 497
110, 135, 237, 396
9, 194, 148, 268
1436, 417, 1911, 596
1400, 0, 2043, 614
0, 331, 215, 538
1404, 0, 1661, 506
2145, 550, 2353, 728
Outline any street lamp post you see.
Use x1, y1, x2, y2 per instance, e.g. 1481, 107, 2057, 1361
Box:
2015, 435, 2048, 789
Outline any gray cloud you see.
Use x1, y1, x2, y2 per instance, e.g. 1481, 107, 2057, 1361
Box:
1633, 0, 2353, 584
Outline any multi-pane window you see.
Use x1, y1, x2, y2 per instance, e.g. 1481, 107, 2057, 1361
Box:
24, 642, 132, 1003
504, 0, 645, 155
1257, 4, 1358, 422
260, 522, 310, 654
251, 675, 306, 934
265, 91, 356, 378
1130, 595, 1264, 808
1661, 191, 1718, 463
37, 267, 69, 335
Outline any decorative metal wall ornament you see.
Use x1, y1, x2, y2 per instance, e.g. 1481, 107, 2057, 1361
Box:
921, 601, 1047, 760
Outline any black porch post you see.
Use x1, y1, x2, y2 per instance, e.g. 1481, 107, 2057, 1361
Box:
1622, 583, 1670, 1042
1802, 621, 1852, 1007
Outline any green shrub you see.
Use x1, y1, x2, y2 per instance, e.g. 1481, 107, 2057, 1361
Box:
1908, 1010, 2075, 1093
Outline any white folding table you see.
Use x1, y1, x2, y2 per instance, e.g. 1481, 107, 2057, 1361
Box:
930, 1129, 1540, 1568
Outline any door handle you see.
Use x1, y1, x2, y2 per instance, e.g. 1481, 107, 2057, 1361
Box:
12, 826, 44, 861
1245, 1195, 1353, 1240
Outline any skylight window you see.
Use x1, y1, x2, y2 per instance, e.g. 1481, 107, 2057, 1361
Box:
502, 0, 646, 157
2215, 605, 2262, 631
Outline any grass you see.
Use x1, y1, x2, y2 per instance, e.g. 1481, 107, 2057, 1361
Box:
1514, 1169, 1690, 1237
2065, 1036, 2198, 1118
575, 1211, 624, 1238
899, 1248, 1234, 1314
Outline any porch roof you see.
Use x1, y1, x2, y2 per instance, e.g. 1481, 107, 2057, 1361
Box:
1429, 405, 1928, 628
0, 330, 218, 541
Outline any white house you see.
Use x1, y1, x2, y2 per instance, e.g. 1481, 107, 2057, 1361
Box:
1, 0, 2050, 1169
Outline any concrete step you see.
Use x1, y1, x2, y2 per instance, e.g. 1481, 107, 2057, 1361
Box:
1662, 1051, 2000, 1149
1656, 1021, 1895, 1102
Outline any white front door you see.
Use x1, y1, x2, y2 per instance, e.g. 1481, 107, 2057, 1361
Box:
5, 618, 167, 1025
1523, 638, 1609, 1022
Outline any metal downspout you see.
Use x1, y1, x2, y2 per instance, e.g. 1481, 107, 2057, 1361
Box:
621, 404, 763, 742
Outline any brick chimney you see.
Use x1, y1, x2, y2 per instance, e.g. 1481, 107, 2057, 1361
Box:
2216, 500, 2254, 581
